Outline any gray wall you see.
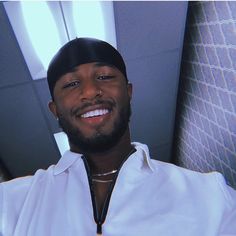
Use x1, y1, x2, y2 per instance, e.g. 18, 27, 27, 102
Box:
174, 1, 236, 188
114, 1, 188, 162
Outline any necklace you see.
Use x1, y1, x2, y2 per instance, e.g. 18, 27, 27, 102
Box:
92, 178, 113, 183
92, 169, 118, 177
82, 146, 136, 236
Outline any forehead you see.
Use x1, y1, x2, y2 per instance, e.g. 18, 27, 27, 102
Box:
69, 62, 119, 74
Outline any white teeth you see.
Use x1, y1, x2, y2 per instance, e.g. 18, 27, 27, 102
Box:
81, 109, 109, 118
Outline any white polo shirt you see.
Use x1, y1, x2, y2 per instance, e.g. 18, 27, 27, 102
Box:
0, 142, 236, 236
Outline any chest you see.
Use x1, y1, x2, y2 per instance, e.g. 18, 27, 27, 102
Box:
5, 176, 222, 236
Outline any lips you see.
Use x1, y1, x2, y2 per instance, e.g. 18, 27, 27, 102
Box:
72, 100, 114, 119
81, 109, 110, 118
79, 107, 111, 127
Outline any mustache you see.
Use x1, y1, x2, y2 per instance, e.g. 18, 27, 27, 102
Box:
71, 99, 116, 117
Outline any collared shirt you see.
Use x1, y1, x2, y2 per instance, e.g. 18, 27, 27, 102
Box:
0, 142, 236, 236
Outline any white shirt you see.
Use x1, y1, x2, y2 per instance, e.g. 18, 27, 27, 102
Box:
0, 142, 236, 236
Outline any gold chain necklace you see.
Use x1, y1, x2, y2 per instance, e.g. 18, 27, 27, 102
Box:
92, 169, 118, 177
92, 178, 113, 183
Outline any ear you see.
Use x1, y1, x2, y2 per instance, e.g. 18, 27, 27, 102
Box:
48, 100, 58, 119
127, 83, 133, 100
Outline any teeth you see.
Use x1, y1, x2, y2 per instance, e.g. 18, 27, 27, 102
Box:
81, 109, 109, 118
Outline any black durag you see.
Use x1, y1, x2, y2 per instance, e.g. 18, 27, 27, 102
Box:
47, 37, 127, 98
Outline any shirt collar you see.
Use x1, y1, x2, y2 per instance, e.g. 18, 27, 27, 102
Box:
53, 142, 154, 175
131, 142, 155, 172
53, 150, 83, 175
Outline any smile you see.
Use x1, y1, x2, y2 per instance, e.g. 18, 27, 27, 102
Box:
81, 109, 110, 118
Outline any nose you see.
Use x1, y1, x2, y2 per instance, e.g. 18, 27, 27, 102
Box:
80, 79, 101, 101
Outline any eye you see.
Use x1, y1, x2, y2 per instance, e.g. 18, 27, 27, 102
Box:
63, 81, 80, 89
97, 75, 115, 81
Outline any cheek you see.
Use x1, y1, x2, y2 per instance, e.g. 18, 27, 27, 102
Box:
54, 92, 80, 113
55, 100, 72, 117
112, 94, 130, 115
106, 84, 130, 100
116, 88, 131, 104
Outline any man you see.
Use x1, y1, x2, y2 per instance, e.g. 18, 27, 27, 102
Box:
0, 38, 235, 236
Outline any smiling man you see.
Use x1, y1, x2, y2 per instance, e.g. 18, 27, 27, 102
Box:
49, 61, 132, 155
0, 38, 236, 236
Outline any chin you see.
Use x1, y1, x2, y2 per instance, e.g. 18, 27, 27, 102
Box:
59, 102, 131, 153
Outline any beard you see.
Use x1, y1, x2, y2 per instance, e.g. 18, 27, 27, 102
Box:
57, 101, 131, 154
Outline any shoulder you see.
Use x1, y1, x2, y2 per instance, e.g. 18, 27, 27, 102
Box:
151, 159, 236, 205
133, 142, 235, 203
0, 165, 56, 208
150, 160, 236, 233
1, 164, 55, 187
0, 166, 56, 235
0, 176, 33, 217
0, 175, 33, 198
150, 158, 224, 186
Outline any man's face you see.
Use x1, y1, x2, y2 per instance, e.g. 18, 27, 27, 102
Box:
49, 62, 132, 153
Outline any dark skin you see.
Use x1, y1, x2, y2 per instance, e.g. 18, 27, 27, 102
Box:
49, 62, 133, 215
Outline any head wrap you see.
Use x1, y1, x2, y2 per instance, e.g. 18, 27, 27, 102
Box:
47, 37, 127, 98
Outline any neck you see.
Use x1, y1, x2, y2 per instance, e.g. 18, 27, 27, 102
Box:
71, 129, 133, 174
